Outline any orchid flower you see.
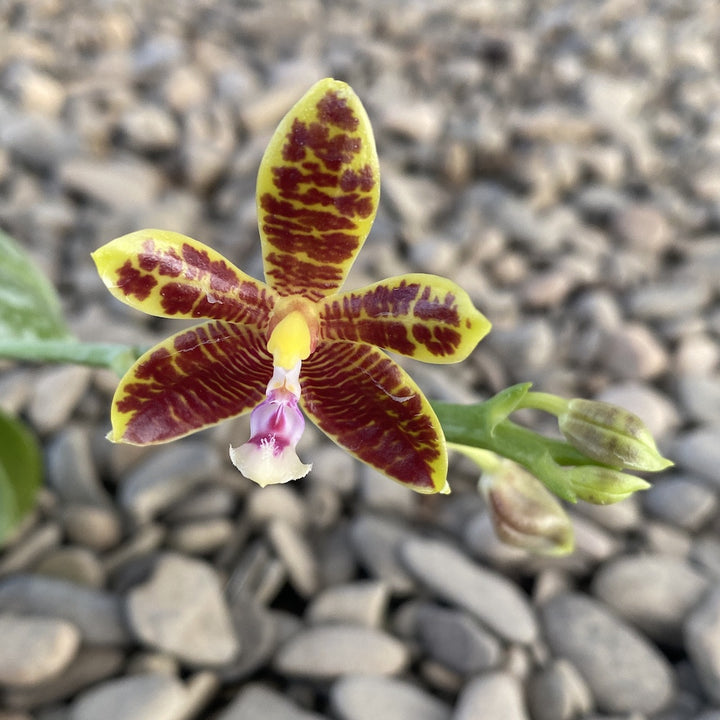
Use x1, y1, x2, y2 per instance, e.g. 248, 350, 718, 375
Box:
93, 79, 491, 493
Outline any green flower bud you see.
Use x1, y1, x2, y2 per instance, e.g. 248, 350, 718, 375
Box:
564, 465, 650, 505
480, 459, 574, 556
559, 399, 673, 472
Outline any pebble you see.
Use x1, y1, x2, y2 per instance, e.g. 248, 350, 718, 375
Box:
526, 659, 594, 720
627, 279, 711, 321
273, 624, 409, 680
0, 575, 128, 646
414, 604, 503, 675
674, 427, 720, 487
591, 554, 708, 647
541, 593, 676, 714
349, 514, 416, 593
685, 584, 720, 705
612, 204, 673, 252
643, 476, 718, 532
0, 523, 62, 578
453, 672, 529, 720
70, 673, 187, 720
126, 553, 239, 666
0, 614, 80, 687
59, 157, 163, 211
119, 442, 221, 521
305, 581, 389, 628
46, 427, 112, 508
215, 683, 326, 720
33, 547, 105, 589
601, 323, 668, 380
399, 537, 539, 644
27, 367, 92, 435
330, 675, 451, 720
62, 505, 124, 552
246, 485, 307, 528
2, 647, 125, 711
677, 375, 720, 425
166, 518, 234, 555
267, 519, 319, 597
117, 104, 179, 153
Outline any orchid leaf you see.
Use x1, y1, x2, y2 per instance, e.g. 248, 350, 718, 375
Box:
0, 229, 71, 342
0, 409, 42, 545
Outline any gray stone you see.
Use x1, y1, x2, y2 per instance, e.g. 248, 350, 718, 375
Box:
612, 204, 673, 252
453, 672, 529, 720
592, 554, 708, 647
415, 604, 503, 675
0, 614, 80, 687
330, 675, 451, 720
674, 427, 720, 487
0, 522, 62, 578
685, 584, 720, 705
27, 367, 92, 435
273, 624, 409, 679
46, 427, 111, 508
628, 279, 711, 321
1, 114, 69, 171
216, 683, 327, 720
119, 442, 221, 521
349, 514, 416, 593
2, 647, 124, 711
126, 553, 239, 666
643, 476, 718, 531
527, 659, 593, 720
0, 575, 128, 646
541, 593, 675, 714
60, 157, 163, 211
267, 519, 319, 598
118, 105, 179, 153
677, 375, 720, 425
166, 518, 234, 555
33, 547, 105, 589
400, 537, 538, 644
70, 674, 187, 720
246, 485, 307, 528
62, 505, 124, 552
306, 581, 389, 628
601, 323, 668, 380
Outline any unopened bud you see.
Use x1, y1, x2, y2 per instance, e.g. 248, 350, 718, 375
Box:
559, 399, 673, 472
564, 465, 650, 505
480, 459, 574, 556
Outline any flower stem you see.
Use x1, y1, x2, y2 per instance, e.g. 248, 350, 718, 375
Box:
518, 391, 569, 416
0, 339, 142, 376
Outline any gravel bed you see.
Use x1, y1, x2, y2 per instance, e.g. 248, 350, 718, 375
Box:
1, 0, 720, 718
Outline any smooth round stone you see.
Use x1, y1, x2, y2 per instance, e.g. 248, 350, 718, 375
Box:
330, 675, 451, 720
273, 624, 409, 680
643, 476, 718, 531
70, 674, 186, 720
674, 427, 720, 487
592, 554, 709, 646
0, 575, 128, 646
305, 581, 389, 628
126, 553, 239, 666
454, 672, 529, 720
166, 518, 234, 555
267, 519, 319, 598
541, 593, 675, 714
33, 547, 105, 589
527, 659, 594, 720
0, 614, 80, 687
119, 443, 222, 522
677, 375, 720, 425
685, 584, 720, 705
414, 604, 503, 675
601, 323, 668, 380
215, 682, 325, 720
399, 537, 538, 644
62, 505, 124, 552
27, 367, 92, 434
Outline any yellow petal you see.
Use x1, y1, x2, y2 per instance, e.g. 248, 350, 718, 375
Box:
257, 78, 379, 300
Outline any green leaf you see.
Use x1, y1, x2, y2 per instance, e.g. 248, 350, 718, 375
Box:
0, 409, 43, 545
0, 229, 71, 342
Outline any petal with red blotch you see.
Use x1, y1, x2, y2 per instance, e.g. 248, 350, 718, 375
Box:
257, 78, 379, 301
318, 273, 491, 363
300, 340, 448, 493
110, 320, 273, 444
93, 229, 276, 328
